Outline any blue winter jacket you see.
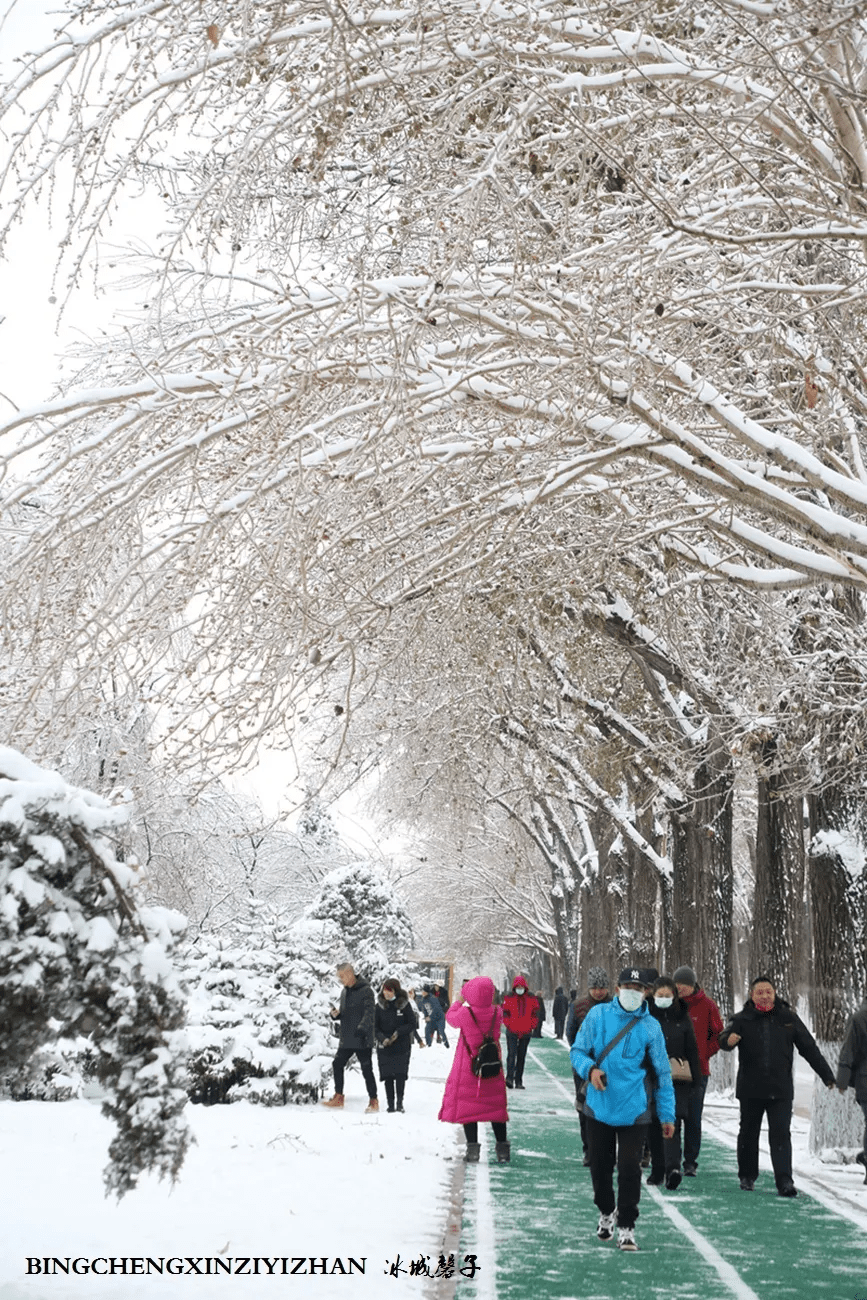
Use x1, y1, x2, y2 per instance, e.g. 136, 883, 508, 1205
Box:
571, 997, 675, 1127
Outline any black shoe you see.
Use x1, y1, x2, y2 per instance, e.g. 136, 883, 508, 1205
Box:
646, 1173, 664, 1186
386, 1106, 395, 1113
683, 1163, 697, 1177
739, 1177, 754, 1191
665, 1170, 682, 1190
506, 1080, 514, 1089
397, 1104, 405, 1112
516, 1083, 525, 1090
777, 1181, 797, 1198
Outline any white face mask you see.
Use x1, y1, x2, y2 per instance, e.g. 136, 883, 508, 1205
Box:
515, 987, 525, 995
654, 996, 674, 1009
618, 989, 645, 1013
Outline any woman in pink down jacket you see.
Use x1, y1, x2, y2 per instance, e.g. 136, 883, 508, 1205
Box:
438, 975, 510, 1164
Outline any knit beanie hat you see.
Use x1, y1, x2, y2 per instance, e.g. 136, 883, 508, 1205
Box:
672, 965, 697, 988
587, 966, 609, 989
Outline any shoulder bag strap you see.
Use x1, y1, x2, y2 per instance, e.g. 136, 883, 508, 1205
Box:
593, 1016, 640, 1069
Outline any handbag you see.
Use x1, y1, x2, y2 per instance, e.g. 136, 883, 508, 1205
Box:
669, 1056, 692, 1083
576, 1017, 640, 1111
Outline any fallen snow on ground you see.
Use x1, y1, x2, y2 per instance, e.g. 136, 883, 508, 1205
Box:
0, 1045, 458, 1300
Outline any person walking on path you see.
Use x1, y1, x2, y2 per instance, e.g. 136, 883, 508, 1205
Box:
422, 985, 450, 1048
322, 963, 379, 1112
571, 967, 675, 1253
673, 964, 724, 1177
719, 974, 835, 1196
647, 976, 701, 1189
836, 997, 867, 1183
567, 968, 613, 1163
552, 987, 569, 1039
502, 976, 540, 1088
532, 992, 546, 1038
439, 975, 510, 1164
375, 978, 419, 1113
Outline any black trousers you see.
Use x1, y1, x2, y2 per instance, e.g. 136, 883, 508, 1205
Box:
332, 1047, 377, 1099
648, 1115, 683, 1176
585, 1115, 649, 1230
506, 1031, 530, 1084
463, 1121, 507, 1143
554, 1015, 566, 1038
384, 1077, 406, 1109
737, 1097, 793, 1187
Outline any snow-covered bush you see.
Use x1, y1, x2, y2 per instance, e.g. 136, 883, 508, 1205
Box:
299, 861, 416, 989
179, 905, 335, 1105
0, 746, 191, 1197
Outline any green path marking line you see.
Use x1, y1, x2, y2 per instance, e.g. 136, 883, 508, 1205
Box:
455, 1037, 867, 1300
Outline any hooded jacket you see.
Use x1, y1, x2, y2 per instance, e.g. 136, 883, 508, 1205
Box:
502, 977, 540, 1037
438, 976, 509, 1125
719, 996, 834, 1100
571, 996, 675, 1128
837, 1001, 867, 1102
553, 988, 570, 1020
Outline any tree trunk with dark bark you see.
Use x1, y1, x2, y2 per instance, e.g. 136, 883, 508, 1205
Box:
750, 740, 806, 1001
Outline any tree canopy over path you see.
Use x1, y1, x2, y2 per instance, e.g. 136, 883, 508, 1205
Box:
2, 1, 867, 1055
3, 0, 867, 758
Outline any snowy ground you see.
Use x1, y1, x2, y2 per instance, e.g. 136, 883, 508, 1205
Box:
3, 1036, 866, 1300
0, 1044, 459, 1300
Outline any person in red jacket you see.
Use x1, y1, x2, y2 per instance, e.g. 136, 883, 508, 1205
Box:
673, 965, 724, 1176
502, 976, 540, 1089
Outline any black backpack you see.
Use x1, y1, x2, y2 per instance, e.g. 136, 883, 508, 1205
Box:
463, 1007, 502, 1079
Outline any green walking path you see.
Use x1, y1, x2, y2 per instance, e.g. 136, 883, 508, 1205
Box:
455, 1037, 867, 1300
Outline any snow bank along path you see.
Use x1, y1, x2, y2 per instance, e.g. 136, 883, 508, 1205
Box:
0, 1046, 459, 1300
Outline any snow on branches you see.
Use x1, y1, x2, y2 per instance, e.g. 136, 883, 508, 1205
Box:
180, 907, 335, 1106
300, 861, 416, 989
0, 746, 191, 1198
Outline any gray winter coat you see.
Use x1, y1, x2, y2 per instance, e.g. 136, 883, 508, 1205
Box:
333, 976, 376, 1050
837, 1001, 867, 1103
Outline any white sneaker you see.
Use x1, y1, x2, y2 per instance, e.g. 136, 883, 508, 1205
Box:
596, 1211, 616, 1241
618, 1227, 638, 1252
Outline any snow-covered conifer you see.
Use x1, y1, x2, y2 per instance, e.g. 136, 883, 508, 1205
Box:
300, 861, 415, 988
179, 903, 334, 1105
0, 746, 190, 1197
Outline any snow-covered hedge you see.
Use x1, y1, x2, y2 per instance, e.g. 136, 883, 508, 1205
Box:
0, 746, 191, 1197
178, 911, 335, 1106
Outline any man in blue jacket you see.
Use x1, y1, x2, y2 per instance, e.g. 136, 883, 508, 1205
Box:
571, 967, 675, 1252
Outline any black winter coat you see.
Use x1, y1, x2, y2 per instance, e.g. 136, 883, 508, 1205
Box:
375, 993, 418, 1079
837, 1001, 867, 1102
553, 988, 569, 1020
648, 997, 701, 1117
719, 997, 834, 1100
333, 976, 376, 1050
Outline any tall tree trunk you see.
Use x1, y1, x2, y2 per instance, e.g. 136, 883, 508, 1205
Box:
807, 785, 867, 1153
669, 736, 734, 1011
750, 739, 806, 1000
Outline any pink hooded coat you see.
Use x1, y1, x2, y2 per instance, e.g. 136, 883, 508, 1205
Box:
438, 976, 509, 1125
